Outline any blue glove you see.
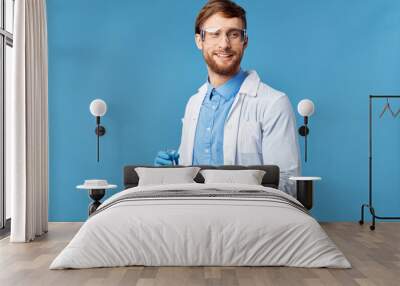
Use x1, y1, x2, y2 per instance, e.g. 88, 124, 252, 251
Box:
154, 150, 179, 166
168, 150, 179, 165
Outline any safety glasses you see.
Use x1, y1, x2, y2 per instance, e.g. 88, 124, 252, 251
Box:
200, 27, 247, 44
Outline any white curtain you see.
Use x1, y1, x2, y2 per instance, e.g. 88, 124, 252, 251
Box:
7, 0, 48, 242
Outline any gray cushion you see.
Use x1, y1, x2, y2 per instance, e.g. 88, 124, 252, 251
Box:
200, 169, 266, 185
135, 167, 200, 186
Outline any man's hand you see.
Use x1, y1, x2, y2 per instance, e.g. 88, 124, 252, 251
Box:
154, 150, 180, 166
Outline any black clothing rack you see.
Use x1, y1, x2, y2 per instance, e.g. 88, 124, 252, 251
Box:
359, 95, 400, 230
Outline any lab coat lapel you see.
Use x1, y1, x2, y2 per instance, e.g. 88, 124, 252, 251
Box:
223, 71, 260, 165
225, 70, 259, 121
223, 93, 243, 165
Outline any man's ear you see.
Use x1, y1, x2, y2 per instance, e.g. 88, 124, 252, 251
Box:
195, 34, 203, 50
243, 36, 248, 49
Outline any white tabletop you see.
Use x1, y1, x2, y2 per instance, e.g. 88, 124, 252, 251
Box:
289, 176, 321, 181
76, 184, 117, 190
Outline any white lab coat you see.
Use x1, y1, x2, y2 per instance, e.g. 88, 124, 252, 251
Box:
178, 70, 301, 196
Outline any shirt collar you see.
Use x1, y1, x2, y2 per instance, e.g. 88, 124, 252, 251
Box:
206, 69, 248, 100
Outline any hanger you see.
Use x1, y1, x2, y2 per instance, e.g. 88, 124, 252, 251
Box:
393, 107, 400, 118
379, 98, 396, 118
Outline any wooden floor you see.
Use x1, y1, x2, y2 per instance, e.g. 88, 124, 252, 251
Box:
0, 222, 399, 286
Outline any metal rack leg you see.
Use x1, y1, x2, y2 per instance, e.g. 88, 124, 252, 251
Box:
359, 203, 376, 230
360, 202, 400, 231
359, 204, 367, 225
370, 207, 376, 231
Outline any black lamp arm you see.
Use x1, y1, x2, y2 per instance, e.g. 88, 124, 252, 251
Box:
94, 116, 106, 162
298, 116, 310, 162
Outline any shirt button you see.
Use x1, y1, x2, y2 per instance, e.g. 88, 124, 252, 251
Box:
206, 127, 211, 131
212, 106, 216, 109
205, 149, 209, 153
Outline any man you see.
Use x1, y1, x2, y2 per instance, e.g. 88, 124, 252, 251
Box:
155, 0, 300, 196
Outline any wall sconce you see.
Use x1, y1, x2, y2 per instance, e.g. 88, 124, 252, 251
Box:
89, 99, 107, 162
297, 99, 315, 162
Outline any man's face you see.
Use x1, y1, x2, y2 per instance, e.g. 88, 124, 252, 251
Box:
195, 13, 248, 77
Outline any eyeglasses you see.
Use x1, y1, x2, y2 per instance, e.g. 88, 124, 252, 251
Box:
200, 27, 247, 45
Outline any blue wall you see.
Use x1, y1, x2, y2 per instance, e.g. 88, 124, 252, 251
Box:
47, 0, 400, 222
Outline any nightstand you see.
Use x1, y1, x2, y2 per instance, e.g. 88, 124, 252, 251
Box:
289, 176, 321, 210
77, 180, 117, 215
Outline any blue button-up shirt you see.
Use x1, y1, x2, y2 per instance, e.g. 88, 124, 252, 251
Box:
193, 69, 248, 165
